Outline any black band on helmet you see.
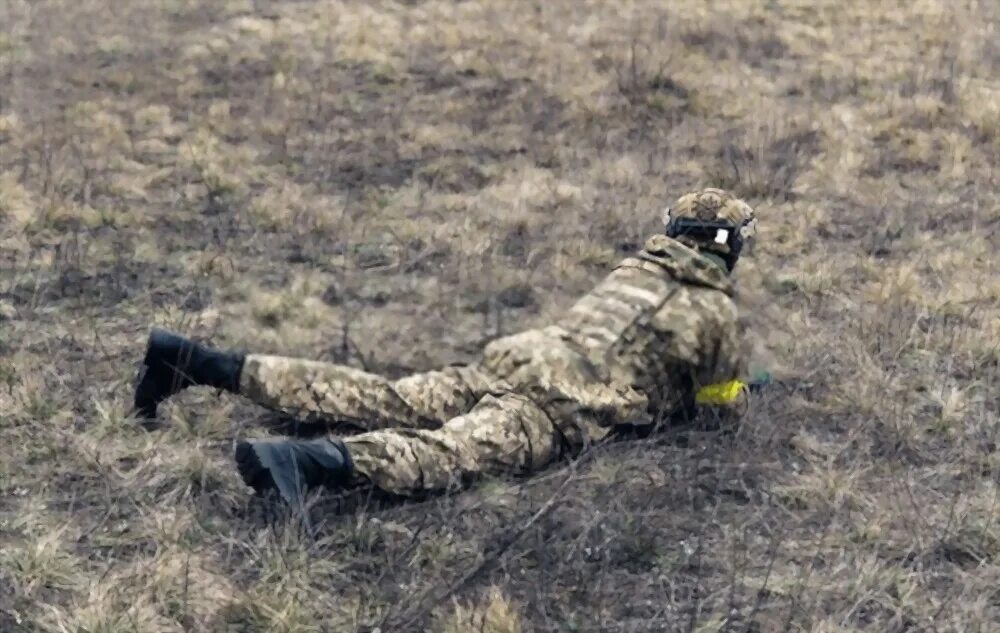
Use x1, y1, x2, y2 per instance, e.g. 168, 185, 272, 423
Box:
666, 218, 745, 271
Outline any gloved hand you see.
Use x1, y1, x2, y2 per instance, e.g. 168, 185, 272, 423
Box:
695, 370, 772, 406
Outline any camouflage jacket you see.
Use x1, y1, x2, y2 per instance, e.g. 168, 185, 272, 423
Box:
479, 235, 746, 447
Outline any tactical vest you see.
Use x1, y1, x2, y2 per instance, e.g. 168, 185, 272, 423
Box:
558, 259, 679, 362
480, 235, 733, 436
554, 236, 734, 422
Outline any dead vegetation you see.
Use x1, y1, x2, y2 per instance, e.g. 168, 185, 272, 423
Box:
1, 0, 998, 631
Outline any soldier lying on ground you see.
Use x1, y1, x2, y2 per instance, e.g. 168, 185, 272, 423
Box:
134, 188, 762, 508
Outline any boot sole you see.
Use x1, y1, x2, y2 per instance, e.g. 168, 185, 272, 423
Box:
134, 363, 167, 420
133, 329, 177, 421
235, 441, 276, 495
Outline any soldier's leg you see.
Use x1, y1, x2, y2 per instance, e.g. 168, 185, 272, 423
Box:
239, 355, 494, 431
343, 393, 564, 495
235, 393, 564, 503
134, 329, 494, 430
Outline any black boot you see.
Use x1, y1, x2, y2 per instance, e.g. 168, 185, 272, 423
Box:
134, 328, 245, 420
235, 437, 354, 507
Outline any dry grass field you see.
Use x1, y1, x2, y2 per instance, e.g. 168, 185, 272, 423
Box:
1, 0, 998, 631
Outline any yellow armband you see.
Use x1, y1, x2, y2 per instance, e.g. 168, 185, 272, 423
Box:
695, 380, 747, 406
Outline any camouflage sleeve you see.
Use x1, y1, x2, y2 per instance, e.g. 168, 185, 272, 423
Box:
708, 299, 749, 384
693, 293, 750, 408
653, 287, 746, 386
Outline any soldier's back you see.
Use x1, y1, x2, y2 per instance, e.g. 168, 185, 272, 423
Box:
478, 235, 738, 444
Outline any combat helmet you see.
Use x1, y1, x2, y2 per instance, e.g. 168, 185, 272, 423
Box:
662, 188, 757, 271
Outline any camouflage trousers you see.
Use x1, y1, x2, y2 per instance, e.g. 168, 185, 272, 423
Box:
239, 354, 565, 495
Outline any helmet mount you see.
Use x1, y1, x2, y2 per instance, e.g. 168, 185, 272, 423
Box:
664, 213, 757, 272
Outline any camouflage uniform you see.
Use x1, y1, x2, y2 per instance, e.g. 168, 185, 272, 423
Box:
239, 234, 746, 496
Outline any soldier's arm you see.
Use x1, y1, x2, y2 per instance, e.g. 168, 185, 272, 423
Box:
694, 298, 757, 408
